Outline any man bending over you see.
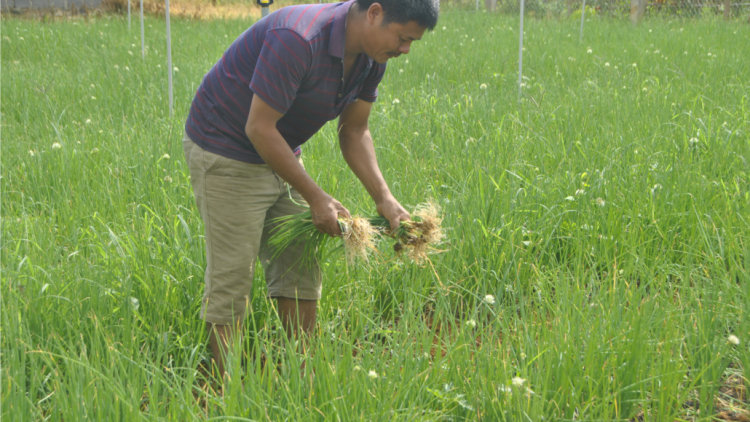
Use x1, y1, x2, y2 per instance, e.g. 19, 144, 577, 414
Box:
183, 0, 439, 378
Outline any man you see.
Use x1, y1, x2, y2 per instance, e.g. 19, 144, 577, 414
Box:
183, 0, 439, 378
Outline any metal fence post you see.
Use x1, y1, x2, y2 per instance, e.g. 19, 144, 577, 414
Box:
166, 0, 173, 117
140, 0, 144, 59
258, 0, 273, 18
580, 0, 586, 40
518, 0, 524, 101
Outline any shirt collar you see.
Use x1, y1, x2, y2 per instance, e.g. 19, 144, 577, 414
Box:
328, 0, 355, 59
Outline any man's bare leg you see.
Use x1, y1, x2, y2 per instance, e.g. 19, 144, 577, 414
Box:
276, 298, 317, 337
276, 298, 317, 372
207, 321, 241, 380
208, 300, 315, 380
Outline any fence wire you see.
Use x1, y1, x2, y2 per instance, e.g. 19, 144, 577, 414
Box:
442, 0, 750, 19
3, 0, 748, 20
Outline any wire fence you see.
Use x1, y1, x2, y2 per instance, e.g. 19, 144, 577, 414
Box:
443, 0, 750, 19
4, 0, 745, 115
4, 0, 749, 20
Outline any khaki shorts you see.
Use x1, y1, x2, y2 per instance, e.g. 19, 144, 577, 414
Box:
183, 137, 321, 325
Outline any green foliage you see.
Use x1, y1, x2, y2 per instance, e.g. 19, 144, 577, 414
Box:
570, 4, 596, 20
2, 12, 750, 421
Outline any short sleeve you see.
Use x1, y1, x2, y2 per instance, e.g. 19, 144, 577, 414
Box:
249, 29, 311, 114
358, 62, 386, 103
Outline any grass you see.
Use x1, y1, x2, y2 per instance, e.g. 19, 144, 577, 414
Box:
2, 10, 750, 421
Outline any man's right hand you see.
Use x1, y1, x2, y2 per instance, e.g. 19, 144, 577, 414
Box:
310, 193, 350, 237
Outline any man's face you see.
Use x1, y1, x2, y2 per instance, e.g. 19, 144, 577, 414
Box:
363, 8, 427, 64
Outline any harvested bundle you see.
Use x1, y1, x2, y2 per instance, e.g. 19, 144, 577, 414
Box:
266, 211, 329, 269
266, 201, 444, 265
266, 212, 377, 266
369, 201, 444, 262
339, 217, 377, 264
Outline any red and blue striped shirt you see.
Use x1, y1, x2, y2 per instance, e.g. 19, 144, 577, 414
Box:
185, 0, 386, 164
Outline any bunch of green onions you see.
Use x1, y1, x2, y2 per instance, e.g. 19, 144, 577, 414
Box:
266, 202, 444, 267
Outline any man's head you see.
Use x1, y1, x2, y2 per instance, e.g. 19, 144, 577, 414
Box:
354, 0, 439, 64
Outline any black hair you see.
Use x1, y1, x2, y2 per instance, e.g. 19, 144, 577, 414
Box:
356, 0, 440, 30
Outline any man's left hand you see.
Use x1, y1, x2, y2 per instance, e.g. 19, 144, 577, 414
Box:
376, 196, 410, 234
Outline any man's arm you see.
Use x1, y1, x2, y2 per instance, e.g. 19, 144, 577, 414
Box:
245, 96, 349, 237
338, 99, 410, 232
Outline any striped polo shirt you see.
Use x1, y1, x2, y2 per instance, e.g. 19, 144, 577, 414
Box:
185, 0, 387, 164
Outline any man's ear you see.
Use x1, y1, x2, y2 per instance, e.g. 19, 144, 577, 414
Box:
366, 2, 384, 26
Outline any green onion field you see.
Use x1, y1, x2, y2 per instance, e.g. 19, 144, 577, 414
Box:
2, 11, 749, 420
